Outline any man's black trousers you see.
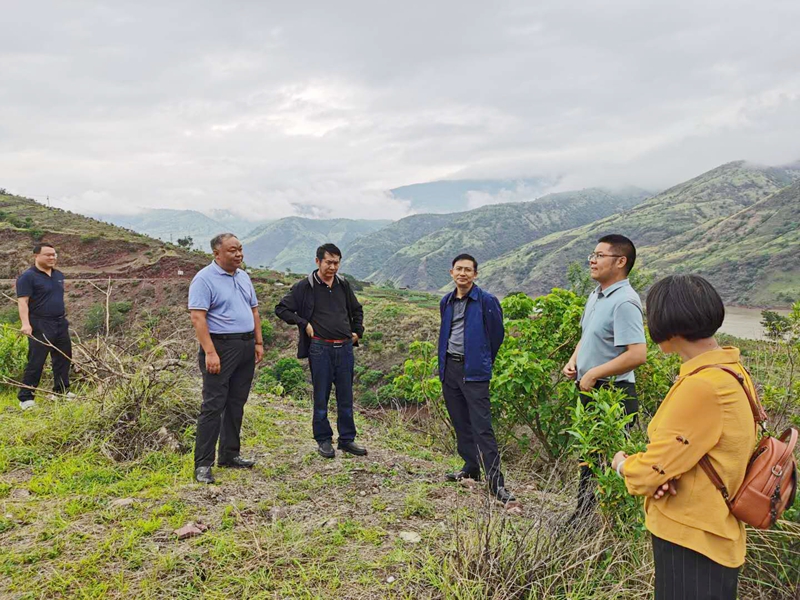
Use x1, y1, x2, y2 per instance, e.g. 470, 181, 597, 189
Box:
442, 356, 505, 492
195, 336, 255, 468
575, 380, 638, 515
18, 316, 72, 402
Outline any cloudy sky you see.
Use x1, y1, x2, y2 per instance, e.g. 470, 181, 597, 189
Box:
2, 1, 799, 219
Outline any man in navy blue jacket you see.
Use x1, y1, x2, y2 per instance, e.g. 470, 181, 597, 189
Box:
438, 254, 516, 505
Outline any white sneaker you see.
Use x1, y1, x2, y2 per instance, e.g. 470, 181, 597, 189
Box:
19, 400, 36, 411
65, 392, 77, 400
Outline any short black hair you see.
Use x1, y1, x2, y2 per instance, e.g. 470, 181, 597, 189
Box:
210, 232, 237, 251
33, 243, 55, 254
452, 253, 478, 270
316, 243, 342, 261
598, 234, 636, 274
646, 275, 725, 343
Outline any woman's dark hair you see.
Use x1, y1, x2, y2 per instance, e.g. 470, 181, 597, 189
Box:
316, 243, 342, 261
452, 253, 478, 270
646, 275, 725, 343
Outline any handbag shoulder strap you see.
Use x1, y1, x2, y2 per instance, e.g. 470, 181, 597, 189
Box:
688, 363, 768, 508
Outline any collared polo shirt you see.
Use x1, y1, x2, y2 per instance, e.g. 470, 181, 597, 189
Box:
310, 271, 351, 340
576, 279, 645, 383
16, 266, 66, 318
188, 261, 258, 334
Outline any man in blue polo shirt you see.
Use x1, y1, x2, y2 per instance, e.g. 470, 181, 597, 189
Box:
188, 233, 263, 484
562, 234, 647, 524
16, 243, 73, 410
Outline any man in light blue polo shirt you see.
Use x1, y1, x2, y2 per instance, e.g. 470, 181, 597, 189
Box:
188, 233, 264, 484
562, 234, 647, 524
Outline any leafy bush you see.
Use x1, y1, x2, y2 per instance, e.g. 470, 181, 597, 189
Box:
359, 369, 384, 387
260, 318, 275, 346
567, 385, 647, 535
272, 357, 307, 396
84, 301, 134, 335
254, 368, 283, 395
392, 341, 441, 407
491, 289, 584, 459
0, 305, 20, 325
0, 324, 27, 389
501, 292, 536, 320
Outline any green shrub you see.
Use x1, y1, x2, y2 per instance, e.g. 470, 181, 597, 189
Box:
491, 289, 584, 459
359, 369, 384, 387
0, 324, 27, 389
254, 368, 282, 395
84, 301, 133, 335
272, 357, 306, 395
260, 319, 275, 346
567, 385, 647, 535
501, 292, 536, 319
0, 305, 20, 325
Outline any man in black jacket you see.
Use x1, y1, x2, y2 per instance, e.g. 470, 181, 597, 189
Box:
275, 243, 367, 458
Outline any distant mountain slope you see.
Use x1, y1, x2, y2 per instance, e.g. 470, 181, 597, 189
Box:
343, 214, 456, 279
242, 217, 391, 273
348, 187, 650, 290
648, 179, 800, 305
389, 177, 559, 213
479, 161, 800, 302
93, 209, 266, 249
0, 193, 207, 279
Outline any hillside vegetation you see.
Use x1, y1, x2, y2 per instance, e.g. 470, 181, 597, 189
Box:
0, 276, 797, 598
648, 179, 800, 305
0, 192, 208, 280
243, 217, 391, 273
348, 187, 649, 290
479, 161, 800, 304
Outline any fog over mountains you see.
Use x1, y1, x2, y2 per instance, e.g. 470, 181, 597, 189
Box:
86, 160, 800, 306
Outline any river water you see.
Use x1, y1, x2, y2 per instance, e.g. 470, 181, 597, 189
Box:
718, 306, 790, 340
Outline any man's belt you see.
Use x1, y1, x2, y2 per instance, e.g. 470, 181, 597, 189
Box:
447, 353, 465, 362
30, 314, 67, 320
210, 331, 255, 340
312, 336, 351, 346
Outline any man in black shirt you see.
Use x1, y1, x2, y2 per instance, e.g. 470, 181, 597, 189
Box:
276, 243, 367, 458
16, 243, 73, 410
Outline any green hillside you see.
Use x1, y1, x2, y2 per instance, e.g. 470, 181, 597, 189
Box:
343, 213, 455, 279
351, 187, 650, 290
479, 161, 800, 304
648, 179, 800, 305
242, 217, 391, 273
0, 192, 207, 279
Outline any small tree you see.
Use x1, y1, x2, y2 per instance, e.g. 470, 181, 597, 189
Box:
176, 236, 194, 249
761, 310, 791, 341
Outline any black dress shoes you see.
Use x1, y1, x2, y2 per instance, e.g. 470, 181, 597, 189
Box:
493, 486, 517, 506
195, 466, 215, 484
445, 469, 481, 483
338, 440, 368, 456
318, 440, 335, 459
218, 455, 256, 468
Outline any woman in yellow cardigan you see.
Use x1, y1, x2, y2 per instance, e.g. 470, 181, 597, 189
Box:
611, 275, 756, 600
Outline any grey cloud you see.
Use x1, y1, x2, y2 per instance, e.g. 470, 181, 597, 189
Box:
1, 1, 799, 218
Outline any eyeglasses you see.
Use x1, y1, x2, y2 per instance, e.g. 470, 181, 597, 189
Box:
588, 252, 623, 262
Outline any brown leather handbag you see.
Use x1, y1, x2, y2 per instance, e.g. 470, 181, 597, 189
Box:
689, 364, 798, 530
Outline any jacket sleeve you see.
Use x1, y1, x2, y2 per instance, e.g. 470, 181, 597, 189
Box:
623, 377, 723, 496
348, 285, 365, 338
275, 282, 308, 327
486, 294, 505, 361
